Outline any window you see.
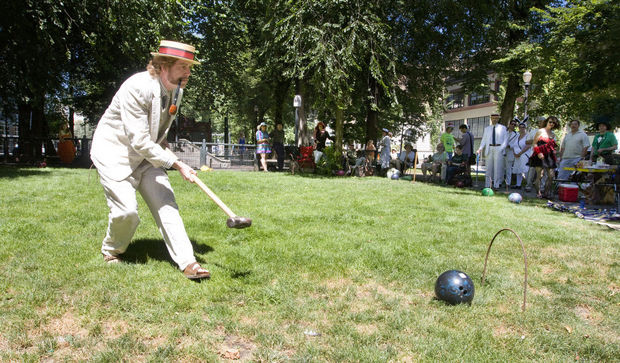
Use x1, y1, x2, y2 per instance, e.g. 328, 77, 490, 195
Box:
469, 91, 490, 106
467, 116, 489, 138
446, 92, 464, 109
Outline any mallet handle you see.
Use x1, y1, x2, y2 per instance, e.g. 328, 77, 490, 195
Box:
193, 177, 236, 219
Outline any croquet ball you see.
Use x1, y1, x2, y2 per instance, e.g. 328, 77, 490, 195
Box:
455, 180, 465, 188
200, 165, 212, 172
481, 188, 494, 196
508, 192, 523, 204
336, 170, 346, 176
391, 173, 400, 180
400, 175, 413, 181
39, 161, 47, 168
435, 270, 475, 305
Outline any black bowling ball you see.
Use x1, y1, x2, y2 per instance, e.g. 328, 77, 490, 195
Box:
434, 270, 475, 305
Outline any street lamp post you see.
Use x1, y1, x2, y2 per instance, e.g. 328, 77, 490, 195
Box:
293, 95, 301, 146
522, 70, 532, 121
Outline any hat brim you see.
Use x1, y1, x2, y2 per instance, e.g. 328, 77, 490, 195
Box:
150, 52, 201, 65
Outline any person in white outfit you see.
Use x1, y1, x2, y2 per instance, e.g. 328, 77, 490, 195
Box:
90, 40, 210, 280
557, 119, 590, 180
503, 119, 519, 188
477, 113, 507, 189
379, 128, 391, 172
512, 123, 531, 189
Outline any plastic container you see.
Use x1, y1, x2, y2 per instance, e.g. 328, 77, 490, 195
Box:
558, 184, 578, 202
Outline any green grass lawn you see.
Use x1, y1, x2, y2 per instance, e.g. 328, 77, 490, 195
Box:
0, 166, 618, 362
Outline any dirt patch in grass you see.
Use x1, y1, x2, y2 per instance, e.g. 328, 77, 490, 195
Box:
218, 334, 257, 361
574, 305, 602, 324
531, 286, 552, 297
44, 311, 90, 339
355, 323, 379, 335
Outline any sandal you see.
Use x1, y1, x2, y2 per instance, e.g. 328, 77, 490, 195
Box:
183, 262, 211, 280
103, 254, 121, 264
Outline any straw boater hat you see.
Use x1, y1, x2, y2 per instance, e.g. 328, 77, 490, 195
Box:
151, 40, 201, 65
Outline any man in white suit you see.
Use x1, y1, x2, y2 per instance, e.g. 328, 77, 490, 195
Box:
90, 40, 210, 279
477, 113, 507, 189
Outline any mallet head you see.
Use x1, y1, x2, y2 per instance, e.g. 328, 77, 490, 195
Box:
226, 216, 252, 229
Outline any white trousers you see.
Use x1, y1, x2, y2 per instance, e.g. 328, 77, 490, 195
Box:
485, 146, 504, 189
98, 163, 196, 271
504, 149, 515, 185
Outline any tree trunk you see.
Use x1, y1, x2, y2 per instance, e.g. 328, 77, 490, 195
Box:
273, 78, 289, 127
295, 78, 310, 147
365, 76, 379, 143
334, 105, 343, 153
500, 74, 520, 126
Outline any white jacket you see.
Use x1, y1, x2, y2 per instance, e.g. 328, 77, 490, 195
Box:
91, 71, 182, 181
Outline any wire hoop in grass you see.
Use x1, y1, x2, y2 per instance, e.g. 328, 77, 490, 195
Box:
481, 228, 528, 312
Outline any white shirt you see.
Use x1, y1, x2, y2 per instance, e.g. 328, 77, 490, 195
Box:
560, 129, 590, 159
478, 123, 508, 155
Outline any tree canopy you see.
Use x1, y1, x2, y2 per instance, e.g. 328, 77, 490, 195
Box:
1, 0, 617, 157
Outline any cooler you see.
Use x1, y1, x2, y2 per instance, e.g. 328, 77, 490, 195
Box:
558, 184, 578, 202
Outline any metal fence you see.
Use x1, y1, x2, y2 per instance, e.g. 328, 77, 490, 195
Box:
0, 136, 260, 169
0, 136, 91, 165
169, 139, 257, 169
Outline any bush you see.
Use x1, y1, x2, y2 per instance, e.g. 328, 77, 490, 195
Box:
315, 146, 342, 175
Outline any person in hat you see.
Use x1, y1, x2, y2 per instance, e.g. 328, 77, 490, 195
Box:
90, 40, 211, 279
590, 120, 617, 164
477, 113, 507, 190
256, 122, 271, 171
392, 143, 417, 173
378, 128, 391, 172
440, 125, 456, 160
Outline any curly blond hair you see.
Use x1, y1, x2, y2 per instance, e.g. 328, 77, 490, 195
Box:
147, 55, 177, 76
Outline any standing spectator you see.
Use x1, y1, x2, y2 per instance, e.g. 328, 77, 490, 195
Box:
557, 119, 590, 180
524, 117, 547, 192
590, 120, 618, 165
512, 123, 531, 189
441, 126, 456, 160
313, 121, 333, 163
378, 128, 391, 172
58, 122, 76, 164
477, 113, 507, 190
256, 122, 271, 172
503, 119, 519, 188
238, 132, 246, 160
458, 124, 474, 174
270, 122, 285, 171
528, 116, 560, 199
89, 40, 210, 279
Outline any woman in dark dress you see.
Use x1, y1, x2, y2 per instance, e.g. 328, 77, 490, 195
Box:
313, 121, 333, 163
528, 116, 560, 198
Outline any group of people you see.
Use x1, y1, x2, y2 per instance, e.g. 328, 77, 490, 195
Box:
420, 114, 618, 199
255, 121, 286, 172
421, 124, 475, 184
475, 114, 617, 199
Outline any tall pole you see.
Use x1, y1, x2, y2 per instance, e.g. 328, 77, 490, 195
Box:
522, 70, 532, 122
293, 95, 301, 146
